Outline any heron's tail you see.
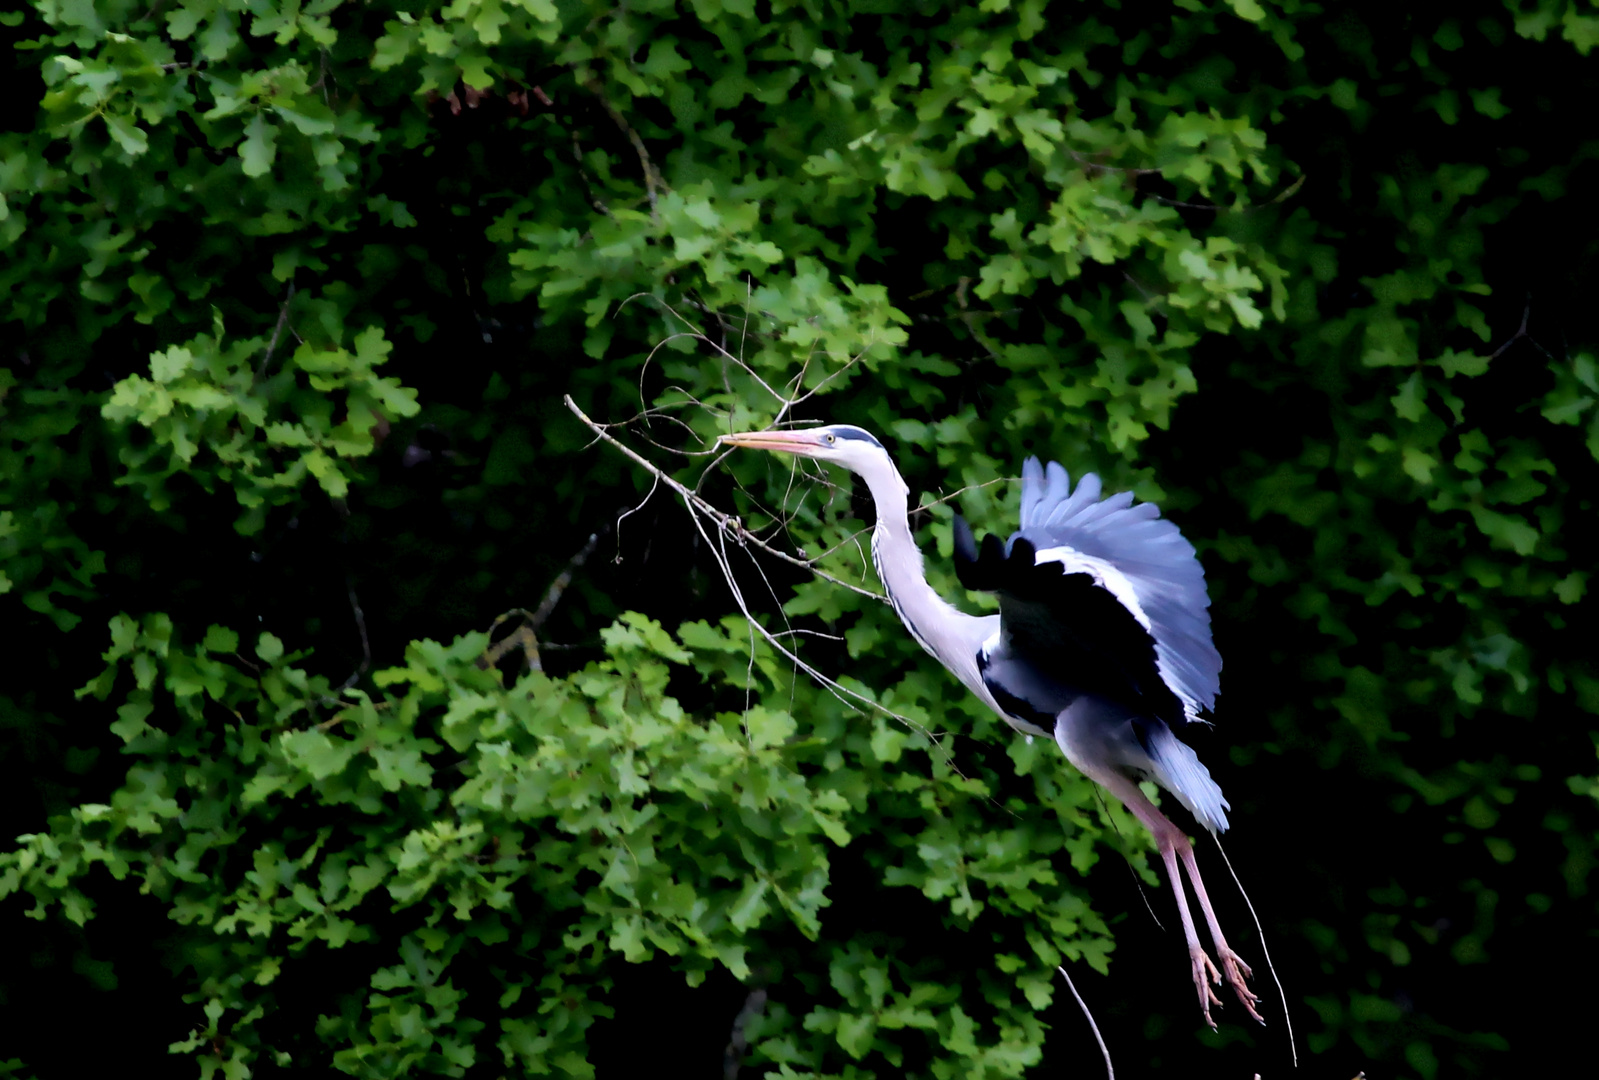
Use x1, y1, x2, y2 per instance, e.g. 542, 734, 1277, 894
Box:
1144, 721, 1231, 834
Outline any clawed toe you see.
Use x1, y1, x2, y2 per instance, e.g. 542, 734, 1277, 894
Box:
1219, 947, 1264, 1023
1189, 947, 1224, 1027
1188, 946, 1264, 1027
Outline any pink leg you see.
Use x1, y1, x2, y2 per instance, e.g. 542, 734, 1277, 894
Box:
1176, 841, 1263, 1023
1098, 774, 1260, 1027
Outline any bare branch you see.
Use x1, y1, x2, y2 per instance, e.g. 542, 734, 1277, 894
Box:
532, 530, 603, 630
563, 395, 884, 601
1056, 965, 1115, 1080
585, 80, 663, 222
336, 577, 372, 691
482, 531, 603, 672
1489, 297, 1554, 362
723, 987, 768, 1080
255, 280, 297, 381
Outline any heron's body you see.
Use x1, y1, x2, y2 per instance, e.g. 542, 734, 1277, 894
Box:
722, 422, 1262, 1027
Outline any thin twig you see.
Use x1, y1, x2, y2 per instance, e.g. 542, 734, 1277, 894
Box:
612, 472, 663, 559
1067, 147, 1161, 177
585, 80, 663, 221
1091, 786, 1166, 933
1211, 834, 1297, 1068
255, 281, 296, 381
569, 132, 613, 218
482, 531, 603, 672
1489, 298, 1553, 361
1057, 965, 1114, 1080
690, 476, 944, 744
532, 530, 602, 628
336, 578, 372, 691
1065, 145, 1307, 215
563, 395, 883, 601
1151, 174, 1308, 213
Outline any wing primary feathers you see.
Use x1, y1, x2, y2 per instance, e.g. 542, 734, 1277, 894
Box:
967, 459, 1222, 733
1011, 458, 1222, 722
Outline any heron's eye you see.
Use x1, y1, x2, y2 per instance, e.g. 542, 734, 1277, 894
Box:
825, 433, 836, 444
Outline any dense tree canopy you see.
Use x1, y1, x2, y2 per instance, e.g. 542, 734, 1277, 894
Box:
2, 0, 1596, 1077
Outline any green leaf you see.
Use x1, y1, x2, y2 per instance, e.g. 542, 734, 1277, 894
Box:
240, 113, 277, 177
103, 114, 149, 156
835, 1013, 877, 1058
203, 625, 239, 654
256, 633, 284, 663
743, 707, 796, 750
273, 101, 336, 136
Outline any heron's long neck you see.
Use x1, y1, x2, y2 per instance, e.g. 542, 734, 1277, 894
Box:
864, 470, 988, 682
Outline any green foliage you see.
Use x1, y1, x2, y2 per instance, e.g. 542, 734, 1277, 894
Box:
103, 319, 419, 529
8, 609, 1109, 1076
2, 0, 1597, 1077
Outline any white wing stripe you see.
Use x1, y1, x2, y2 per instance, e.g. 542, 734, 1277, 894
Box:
1019, 459, 1222, 719
1034, 543, 1210, 722
1032, 545, 1153, 632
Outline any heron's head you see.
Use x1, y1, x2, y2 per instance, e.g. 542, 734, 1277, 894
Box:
720, 424, 909, 501
719, 424, 888, 472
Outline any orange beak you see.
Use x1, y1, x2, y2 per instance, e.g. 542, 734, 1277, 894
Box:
718, 429, 830, 457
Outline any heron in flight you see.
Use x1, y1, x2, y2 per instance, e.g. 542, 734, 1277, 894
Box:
721, 423, 1261, 1027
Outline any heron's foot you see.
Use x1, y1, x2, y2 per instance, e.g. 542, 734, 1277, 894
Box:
1189, 946, 1224, 1028
1218, 946, 1265, 1024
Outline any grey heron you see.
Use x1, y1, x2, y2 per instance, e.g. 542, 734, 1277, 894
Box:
721, 423, 1262, 1027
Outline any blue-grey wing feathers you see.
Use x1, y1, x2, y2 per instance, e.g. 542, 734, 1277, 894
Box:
1017, 458, 1221, 722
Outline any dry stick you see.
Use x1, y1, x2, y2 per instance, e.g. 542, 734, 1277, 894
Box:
1057, 965, 1114, 1080
688, 485, 949, 751
613, 470, 663, 556
1211, 834, 1298, 1068
563, 395, 882, 601
482, 531, 603, 672
624, 290, 871, 429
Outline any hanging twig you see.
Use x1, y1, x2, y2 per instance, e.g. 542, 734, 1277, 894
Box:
1057, 965, 1115, 1080
1151, 173, 1308, 213
1211, 834, 1298, 1068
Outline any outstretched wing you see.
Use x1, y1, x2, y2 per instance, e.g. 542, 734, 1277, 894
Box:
956, 457, 1220, 727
